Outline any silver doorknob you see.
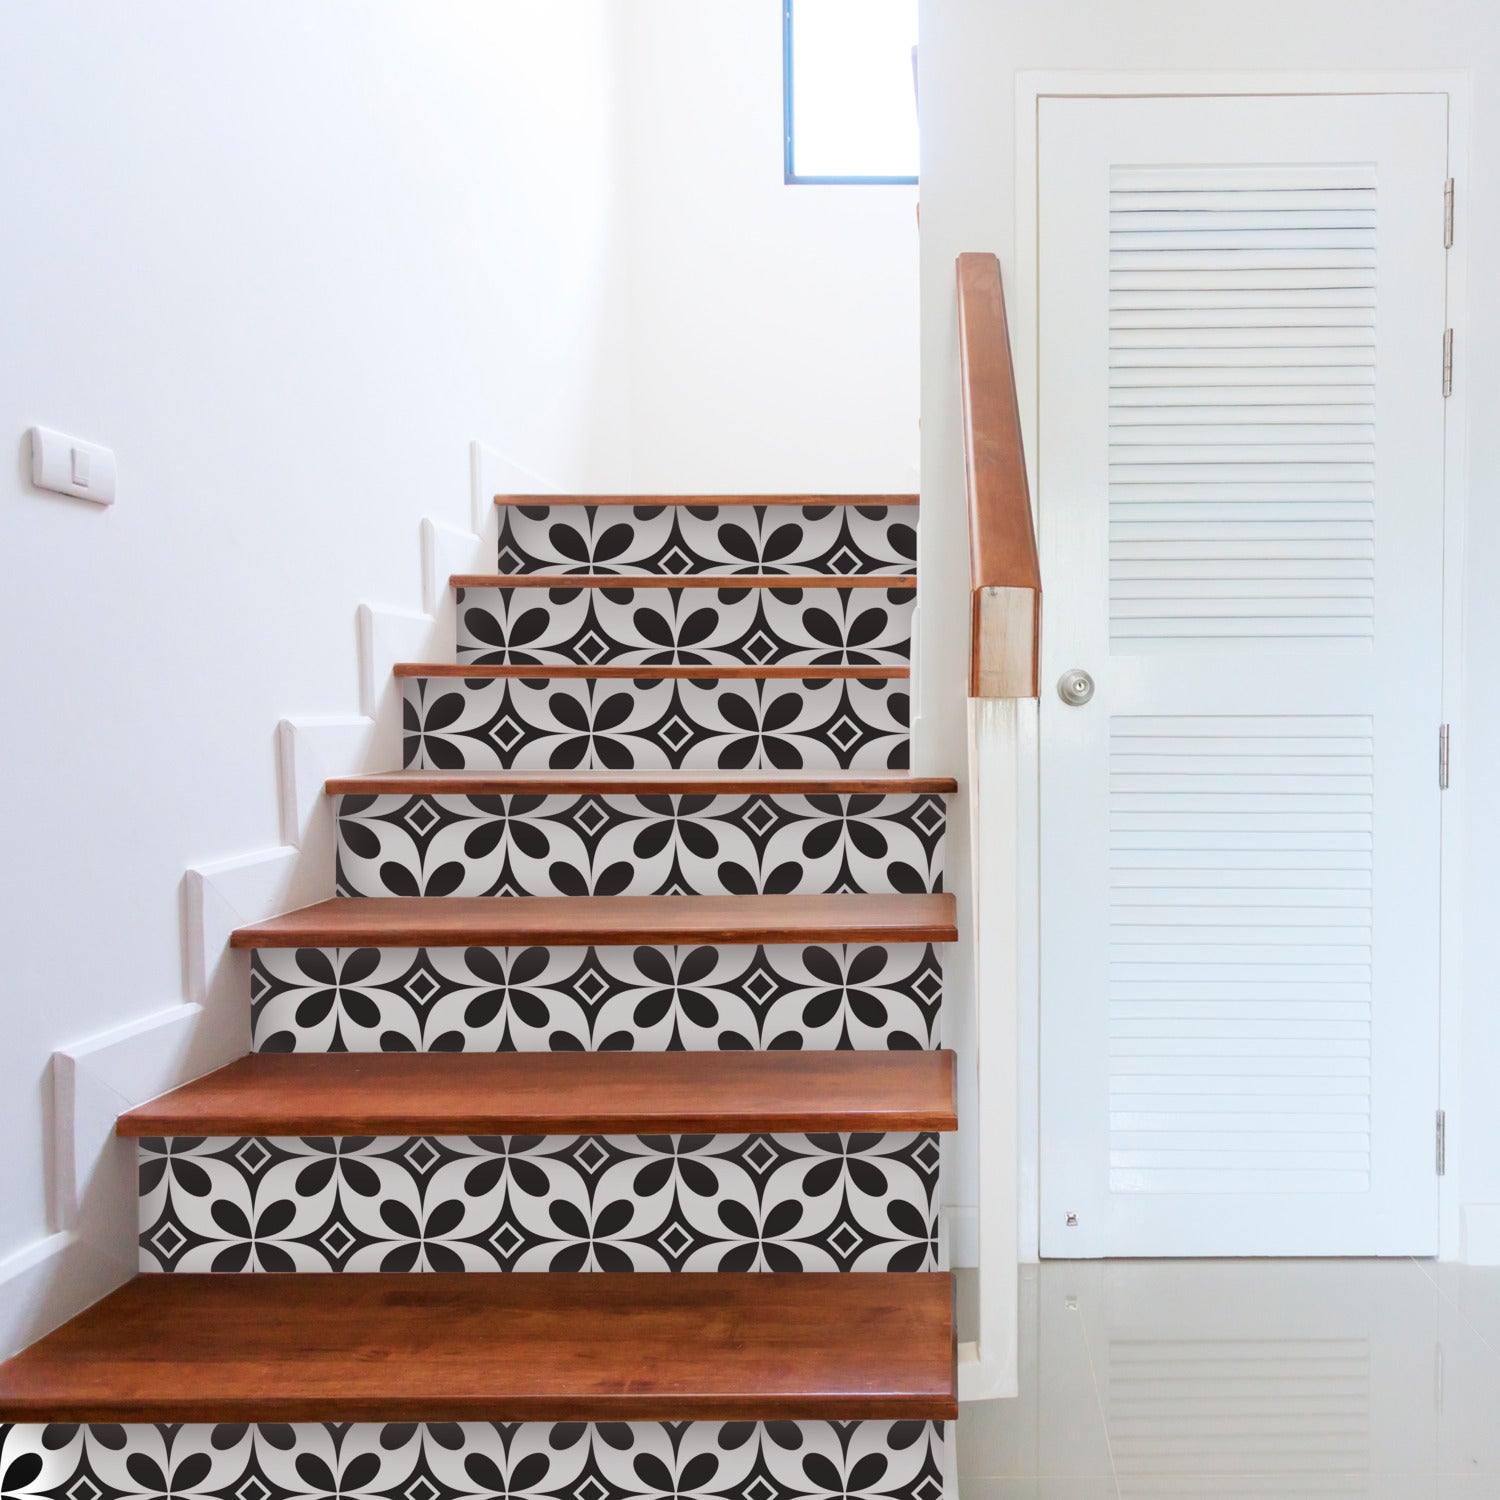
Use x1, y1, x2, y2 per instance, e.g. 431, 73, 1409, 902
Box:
1057, 669, 1095, 707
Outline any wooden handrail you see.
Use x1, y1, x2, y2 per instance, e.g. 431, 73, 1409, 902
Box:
956, 252, 1040, 699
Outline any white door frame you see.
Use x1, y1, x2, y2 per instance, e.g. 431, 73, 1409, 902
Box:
1012, 71, 1471, 1261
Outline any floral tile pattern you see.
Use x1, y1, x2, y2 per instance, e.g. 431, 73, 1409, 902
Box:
401, 675, 911, 772
250, 944, 944, 1054
0, 1421, 946, 1500
456, 583, 914, 668
138, 1132, 941, 1274
334, 792, 946, 899
496, 503, 918, 577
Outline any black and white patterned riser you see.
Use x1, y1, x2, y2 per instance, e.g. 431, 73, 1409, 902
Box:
0, 1421, 946, 1500
335, 792, 946, 899
138, 1132, 941, 1274
250, 944, 944, 1053
403, 676, 910, 772
497, 503, 917, 577
456, 583, 914, 667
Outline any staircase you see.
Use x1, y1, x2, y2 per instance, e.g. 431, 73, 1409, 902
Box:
0, 495, 959, 1500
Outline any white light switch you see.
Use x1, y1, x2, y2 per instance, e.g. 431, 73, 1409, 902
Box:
29, 426, 116, 505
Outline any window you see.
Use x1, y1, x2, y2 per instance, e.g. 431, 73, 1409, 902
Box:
782, 0, 918, 185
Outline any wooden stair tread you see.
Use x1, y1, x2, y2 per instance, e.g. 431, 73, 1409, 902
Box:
118, 1051, 958, 1137
230, 892, 957, 949
453, 574, 917, 589
396, 663, 908, 679
327, 769, 957, 795
495, 493, 919, 508
0, 1273, 955, 1422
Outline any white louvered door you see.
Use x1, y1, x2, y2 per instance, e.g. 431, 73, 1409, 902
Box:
1036, 93, 1448, 1256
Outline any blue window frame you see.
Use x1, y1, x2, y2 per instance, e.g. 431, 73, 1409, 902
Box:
782, 0, 919, 185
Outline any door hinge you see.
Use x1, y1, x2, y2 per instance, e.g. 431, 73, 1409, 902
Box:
1436, 1110, 1447, 1176
1443, 329, 1454, 397
1439, 723, 1450, 789
1444, 177, 1455, 248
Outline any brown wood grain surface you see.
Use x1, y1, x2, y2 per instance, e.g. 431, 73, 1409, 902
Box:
326, 769, 957, 795
956, 252, 1041, 698
0, 1273, 957, 1422
229, 892, 960, 949
451, 574, 918, 589
117, 1050, 958, 1137
394, 663, 909, 679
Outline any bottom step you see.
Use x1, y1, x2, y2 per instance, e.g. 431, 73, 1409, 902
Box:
0, 1419, 947, 1500
0, 1273, 955, 1422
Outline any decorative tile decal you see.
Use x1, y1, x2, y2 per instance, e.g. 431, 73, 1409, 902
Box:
496, 503, 918, 577
0, 1420, 946, 1500
456, 583, 913, 667
402, 675, 911, 772
138, 1132, 941, 1274
250, 944, 944, 1053
335, 792, 946, 899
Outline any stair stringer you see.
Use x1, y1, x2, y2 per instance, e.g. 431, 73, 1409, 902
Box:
2, 443, 555, 1360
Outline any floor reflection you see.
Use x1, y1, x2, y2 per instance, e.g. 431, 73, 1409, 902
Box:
955, 1258, 1500, 1499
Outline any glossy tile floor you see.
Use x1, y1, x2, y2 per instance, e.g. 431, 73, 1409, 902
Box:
954, 1259, 1500, 1499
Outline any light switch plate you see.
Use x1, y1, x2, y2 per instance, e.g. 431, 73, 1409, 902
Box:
29, 426, 116, 506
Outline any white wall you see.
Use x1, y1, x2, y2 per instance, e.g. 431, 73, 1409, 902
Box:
616, 0, 920, 494
918, 0, 1500, 1259
0, 0, 634, 1278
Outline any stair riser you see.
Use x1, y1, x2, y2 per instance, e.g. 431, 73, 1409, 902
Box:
403, 678, 909, 772
252, 943, 943, 1054
335, 793, 945, 899
456, 584, 913, 668
2, 1421, 945, 1500
498, 503, 917, 577
139, 1132, 940, 1274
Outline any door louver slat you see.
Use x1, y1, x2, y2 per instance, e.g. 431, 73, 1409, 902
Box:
1108, 165, 1378, 651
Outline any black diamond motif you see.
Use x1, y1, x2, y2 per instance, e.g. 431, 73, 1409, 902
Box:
826, 714, 865, 753
571, 1138, 611, 1177
488, 1221, 525, 1258
319, 1222, 356, 1258
826, 1221, 866, 1259
658, 714, 696, 753
657, 1219, 696, 1260
234, 1140, 272, 1176
570, 963, 613, 1008
740, 963, 782, 1007
487, 712, 527, 751
740, 1137, 781, 1179
149, 1222, 187, 1260
402, 798, 443, 838
913, 1474, 945, 1500
911, 961, 944, 1006
913, 1132, 942, 1167
742, 631, 781, 665
575, 631, 612, 664
741, 797, 782, 838
401, 961, 444, 1009
911, 796, 947, 836
569, 797, 612, 838
403, 1139, 442, 1176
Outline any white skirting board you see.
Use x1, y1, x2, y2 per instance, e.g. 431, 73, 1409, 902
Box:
0, 441, 554, 1361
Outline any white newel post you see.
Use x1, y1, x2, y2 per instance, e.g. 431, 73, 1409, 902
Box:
957, 695, 1027, 1400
